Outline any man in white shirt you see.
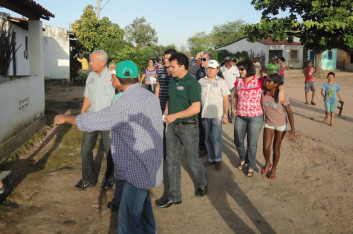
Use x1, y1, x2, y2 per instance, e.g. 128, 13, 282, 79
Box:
220, 56, 239, 122
199, 60, 230, 170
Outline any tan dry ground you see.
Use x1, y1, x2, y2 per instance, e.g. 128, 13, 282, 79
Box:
0, 72, 352, 233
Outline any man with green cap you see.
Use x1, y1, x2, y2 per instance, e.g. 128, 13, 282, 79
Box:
54, 60, 163, 233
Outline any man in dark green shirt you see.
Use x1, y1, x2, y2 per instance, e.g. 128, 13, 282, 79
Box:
156, 53, 208, 208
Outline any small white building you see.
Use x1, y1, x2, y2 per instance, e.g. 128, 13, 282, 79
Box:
216, 37, 304, 69
5, 16, 70, 80
0, 0, 55, 159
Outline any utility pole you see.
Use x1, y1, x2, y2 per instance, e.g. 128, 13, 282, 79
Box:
97, 0, 100, 20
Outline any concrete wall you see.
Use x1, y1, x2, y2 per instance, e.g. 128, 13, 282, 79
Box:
5, 22, 70, 79
43, 25, 70, 80
0, 76, 45, 144
7, 24, 30, 76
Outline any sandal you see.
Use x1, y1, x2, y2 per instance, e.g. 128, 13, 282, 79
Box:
269, 173, 277, 180
261, 164, 271, 175
247, 170, 254, 177
237, 161, 245, 170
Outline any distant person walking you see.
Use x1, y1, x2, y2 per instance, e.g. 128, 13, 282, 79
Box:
76, 53, 89, 71
253, 57, 262, 77
140, 59, 158, 92
321, 72, 343, 126
261, 73, 295, 180
267, 56, 280, 75
304, 60, 316, 105
278, 57, 290, 82
220, 56, 239, 122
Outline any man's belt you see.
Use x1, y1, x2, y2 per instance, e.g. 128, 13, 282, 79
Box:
173, 118, 198, 125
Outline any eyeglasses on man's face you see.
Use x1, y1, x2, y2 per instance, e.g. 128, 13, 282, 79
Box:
239, 67, 245, 71
200, 58, 207, 62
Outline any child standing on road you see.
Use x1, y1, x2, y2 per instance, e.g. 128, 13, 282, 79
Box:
304, 60, 316, 105
261, 73, 295, 180
321, 72, 343, 126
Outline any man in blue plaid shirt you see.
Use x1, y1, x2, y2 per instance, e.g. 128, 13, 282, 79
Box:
54, 60, 163, 233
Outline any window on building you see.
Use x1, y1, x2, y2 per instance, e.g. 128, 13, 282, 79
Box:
309, 51, 314, 61
290, 50, 298, 60
328, 50, 333, 60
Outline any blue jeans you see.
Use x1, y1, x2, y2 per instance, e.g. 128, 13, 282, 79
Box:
118, 181, 156, 234
234, 115, 263, 170
166, 121, 208, 201
111, 179, 125, 207
202, 117, 223, 162
81, 131, 114, 183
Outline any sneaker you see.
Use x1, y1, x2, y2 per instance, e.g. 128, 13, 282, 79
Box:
103, 179, 115, 190
74, 179, 96, 190
215, 161, 222, 170
107, 201, 119, 212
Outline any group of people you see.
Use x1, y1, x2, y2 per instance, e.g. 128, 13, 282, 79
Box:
266, 56, 343, 126
54, 47, 345, 233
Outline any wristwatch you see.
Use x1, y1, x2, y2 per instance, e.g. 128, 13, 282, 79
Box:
223, 115, 228, 118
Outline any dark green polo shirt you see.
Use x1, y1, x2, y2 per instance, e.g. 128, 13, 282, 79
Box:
168, 73, 201, 123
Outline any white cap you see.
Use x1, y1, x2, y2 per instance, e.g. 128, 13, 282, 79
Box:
206, 60, 219, 69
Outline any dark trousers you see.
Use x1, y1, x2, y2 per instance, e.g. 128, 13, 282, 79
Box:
81, 131, 114, 183
198, 113, 207, 151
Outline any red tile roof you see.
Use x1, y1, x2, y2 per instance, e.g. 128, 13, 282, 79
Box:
0, 0, 54, 20
259, 38, 301, 45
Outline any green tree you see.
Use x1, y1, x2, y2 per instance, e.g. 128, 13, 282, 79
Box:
187, 32, 213, 57
210, 20, 246, 48
124, 17, 158, 47
244, 0, 353, 73
71, 5, 124, 53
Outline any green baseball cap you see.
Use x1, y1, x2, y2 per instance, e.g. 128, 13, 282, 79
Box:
116, 60, 139, 78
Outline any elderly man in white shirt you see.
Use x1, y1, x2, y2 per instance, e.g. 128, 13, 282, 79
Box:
199, 60, 230, 170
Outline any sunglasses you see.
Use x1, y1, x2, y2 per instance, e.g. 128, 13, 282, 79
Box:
239, 67, 245, 71
200, 58, 207, 61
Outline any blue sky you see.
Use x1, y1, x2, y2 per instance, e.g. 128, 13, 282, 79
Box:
0, 0, 283, 49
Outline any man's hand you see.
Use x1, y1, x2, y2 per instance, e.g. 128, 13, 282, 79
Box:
233, 110, 237, 117
222, 116, 228, 124
54, 115, 66, 125
165, 114, 177, 124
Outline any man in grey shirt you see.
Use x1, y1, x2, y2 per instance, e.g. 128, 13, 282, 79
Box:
77, 50, 115, 190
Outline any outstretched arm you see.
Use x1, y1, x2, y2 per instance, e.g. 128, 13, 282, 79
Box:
54, 115, 77, 126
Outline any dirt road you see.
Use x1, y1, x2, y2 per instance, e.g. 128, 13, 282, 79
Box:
0, 72, 352, 233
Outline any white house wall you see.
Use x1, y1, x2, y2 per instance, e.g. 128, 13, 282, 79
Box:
43, 25, 70, 80
6, 22, 70, 79
6, 24, 30, 76
0, 76, 44, 143
267, 45, 304, 68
